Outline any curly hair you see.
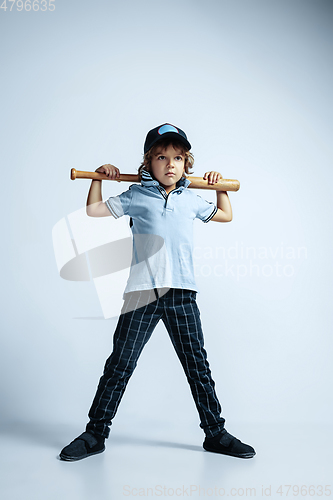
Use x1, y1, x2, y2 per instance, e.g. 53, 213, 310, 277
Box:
138, 138, 194, 179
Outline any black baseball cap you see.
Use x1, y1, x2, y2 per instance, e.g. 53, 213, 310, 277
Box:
144, 123, 191, 154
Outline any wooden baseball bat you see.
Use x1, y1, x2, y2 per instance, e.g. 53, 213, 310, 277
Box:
70, 168, 240, 191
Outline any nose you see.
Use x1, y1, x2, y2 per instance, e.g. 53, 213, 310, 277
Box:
167, 158, 174, 168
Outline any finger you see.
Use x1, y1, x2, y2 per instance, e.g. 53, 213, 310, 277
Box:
209, 173, 215, 184
212, 172, 221, 183
104, 164, 112, 177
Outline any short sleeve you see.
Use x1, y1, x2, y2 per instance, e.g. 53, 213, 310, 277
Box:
195, 194, 218, 223
105, 188, 133, 219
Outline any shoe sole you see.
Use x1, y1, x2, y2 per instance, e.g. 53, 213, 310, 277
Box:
203, 444, 255, 459
59, 446, 105, 462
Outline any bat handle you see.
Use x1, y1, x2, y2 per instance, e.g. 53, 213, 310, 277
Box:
71, 169, 140, 182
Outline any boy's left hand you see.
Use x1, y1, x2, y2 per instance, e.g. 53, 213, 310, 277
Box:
203, 171, 223, 185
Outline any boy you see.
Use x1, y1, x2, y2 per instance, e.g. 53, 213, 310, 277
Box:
59, 123, 255, 461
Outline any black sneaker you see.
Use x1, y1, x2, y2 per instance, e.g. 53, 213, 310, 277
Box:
59, 432, 105, 462
203, 429, 256, 459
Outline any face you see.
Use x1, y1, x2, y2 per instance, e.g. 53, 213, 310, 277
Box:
150, 144, 186, 194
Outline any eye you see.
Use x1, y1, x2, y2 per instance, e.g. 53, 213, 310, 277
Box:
157, 155, 165, 160
175, 156, 183, 161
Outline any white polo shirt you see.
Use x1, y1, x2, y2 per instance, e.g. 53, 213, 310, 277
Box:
105, 169, 217, 294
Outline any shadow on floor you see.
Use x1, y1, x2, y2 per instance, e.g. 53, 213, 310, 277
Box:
111, 433, 203, 452
0, 420, 203, 453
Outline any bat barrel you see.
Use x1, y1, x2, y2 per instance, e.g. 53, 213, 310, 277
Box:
189, 178, 240, 191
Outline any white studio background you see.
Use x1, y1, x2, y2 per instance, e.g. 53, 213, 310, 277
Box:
1, 0, 332, 455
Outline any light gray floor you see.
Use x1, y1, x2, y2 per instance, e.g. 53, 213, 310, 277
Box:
1, 420, 332, 500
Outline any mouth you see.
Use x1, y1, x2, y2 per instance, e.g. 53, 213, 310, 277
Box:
166, 172, 175, 176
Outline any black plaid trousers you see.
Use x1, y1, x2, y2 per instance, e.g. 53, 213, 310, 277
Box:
86, 288, 225, 439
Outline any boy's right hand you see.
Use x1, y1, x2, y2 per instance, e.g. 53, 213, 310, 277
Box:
95, 164, 120, 180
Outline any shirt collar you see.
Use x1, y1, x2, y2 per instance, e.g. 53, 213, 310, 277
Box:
140, 169, 191, 189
